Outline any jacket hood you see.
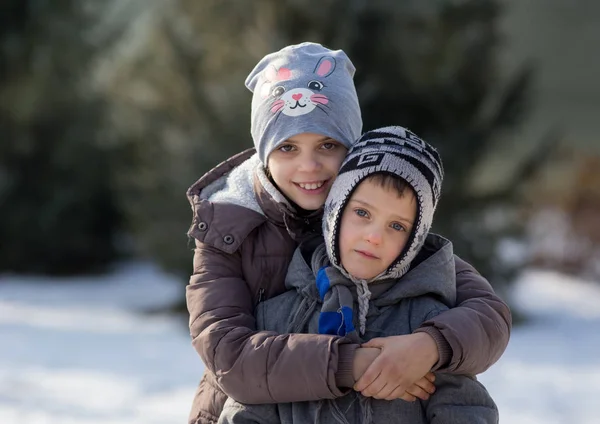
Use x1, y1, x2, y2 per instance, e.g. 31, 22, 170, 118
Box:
374, 233, 456, 308
186, 148, 322, 242
186, 148, 256, 205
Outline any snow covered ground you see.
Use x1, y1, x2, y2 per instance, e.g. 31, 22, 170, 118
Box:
0, 263, 598, 423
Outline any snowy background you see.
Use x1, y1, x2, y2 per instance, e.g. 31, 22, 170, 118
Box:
1, 263, 598, 424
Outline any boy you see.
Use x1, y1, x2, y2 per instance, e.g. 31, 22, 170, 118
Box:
218, 126, 499, 423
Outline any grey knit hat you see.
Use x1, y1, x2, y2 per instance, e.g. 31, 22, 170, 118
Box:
245, 42, 362, 164
323, 126, 444, 282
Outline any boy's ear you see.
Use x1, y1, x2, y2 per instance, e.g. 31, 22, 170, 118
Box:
314, 56, 336, 77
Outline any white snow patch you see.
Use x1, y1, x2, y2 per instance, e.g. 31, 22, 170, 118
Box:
1, 262, 599, 423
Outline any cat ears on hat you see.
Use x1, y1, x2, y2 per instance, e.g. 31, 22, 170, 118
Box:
262, 56, 336, 82
265, 66, 292, 82
313, 56, 336, 78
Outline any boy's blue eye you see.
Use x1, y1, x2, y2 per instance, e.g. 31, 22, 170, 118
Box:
321, 142, 337, 150
391, 223, 406, 232
355, 209, 368, 218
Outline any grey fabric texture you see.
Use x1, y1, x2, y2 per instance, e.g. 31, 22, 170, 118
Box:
218, 234, 498, 424
207, 153, 290, 215
245, 42, 362, 164
206, 154, 264, 214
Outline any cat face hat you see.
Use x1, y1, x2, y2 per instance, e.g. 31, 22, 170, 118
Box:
245, 42, 362, 164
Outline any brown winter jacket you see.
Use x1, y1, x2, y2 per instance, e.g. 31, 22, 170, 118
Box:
185, 148, 512, 424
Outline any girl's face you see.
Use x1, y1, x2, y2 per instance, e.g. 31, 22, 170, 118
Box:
267, 133, 347, 211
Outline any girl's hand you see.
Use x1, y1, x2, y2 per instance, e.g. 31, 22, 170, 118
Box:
354, 333, 439, 400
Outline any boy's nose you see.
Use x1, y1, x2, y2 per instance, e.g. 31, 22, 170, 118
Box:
365, 231, 382, 245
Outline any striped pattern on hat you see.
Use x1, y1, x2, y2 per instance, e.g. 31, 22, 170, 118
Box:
323, 126, 444, 282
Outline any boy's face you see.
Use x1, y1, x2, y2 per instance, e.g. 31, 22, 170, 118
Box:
338, 179, 417, 281
267, 133, 347, 210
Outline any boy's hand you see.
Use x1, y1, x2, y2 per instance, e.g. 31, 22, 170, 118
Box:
396, 373, 436, 401
354, 333, 439, 400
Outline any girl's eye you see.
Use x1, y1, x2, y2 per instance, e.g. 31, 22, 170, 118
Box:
391, 223, 406, 232
355, 209, 368, 218
321, 142, 337, 150
278, 144, 295, 152
308, 80, 324, 91
272, 86, 286, 97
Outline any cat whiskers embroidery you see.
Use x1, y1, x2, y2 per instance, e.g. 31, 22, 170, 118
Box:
270, 92, 332, 117
261, 55, 337, 118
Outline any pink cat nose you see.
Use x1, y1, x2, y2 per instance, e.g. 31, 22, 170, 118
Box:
292, 94, 303, 101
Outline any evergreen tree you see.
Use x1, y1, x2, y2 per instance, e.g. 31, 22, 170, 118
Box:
0, 1, 121, 274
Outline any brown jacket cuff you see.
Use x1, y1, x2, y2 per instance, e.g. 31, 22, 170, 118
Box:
335, 343, 359, 388
414, 327, 453, 372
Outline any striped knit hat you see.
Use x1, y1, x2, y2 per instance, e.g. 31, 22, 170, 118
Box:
323, 126, 444, 282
